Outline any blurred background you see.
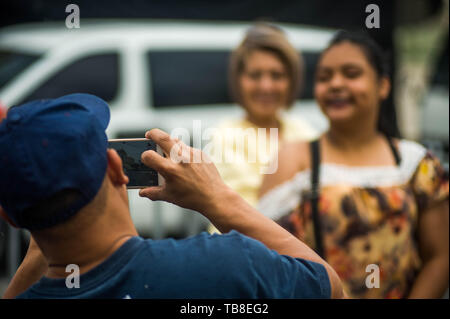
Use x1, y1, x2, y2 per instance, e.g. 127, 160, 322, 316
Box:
0, 0, 448, 296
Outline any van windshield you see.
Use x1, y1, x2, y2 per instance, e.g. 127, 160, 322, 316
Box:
0, 50, 41, 90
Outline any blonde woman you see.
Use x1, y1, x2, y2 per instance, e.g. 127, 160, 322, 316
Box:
210, 23, 317, 210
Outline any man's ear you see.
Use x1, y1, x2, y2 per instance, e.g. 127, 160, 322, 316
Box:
0, 205, 18, 228
106, 149, 129, 186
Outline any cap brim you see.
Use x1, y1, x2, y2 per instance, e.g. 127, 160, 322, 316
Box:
50, 93, 110, 129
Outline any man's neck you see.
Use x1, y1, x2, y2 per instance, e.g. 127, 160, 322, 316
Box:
44, 233, 136, 278
34, 196, 138, 278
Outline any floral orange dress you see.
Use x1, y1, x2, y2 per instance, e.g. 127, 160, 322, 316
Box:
258, 140, 449, 298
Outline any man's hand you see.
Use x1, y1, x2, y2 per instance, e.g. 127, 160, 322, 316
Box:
139, 129, 345, 298
139, 129, 231, 215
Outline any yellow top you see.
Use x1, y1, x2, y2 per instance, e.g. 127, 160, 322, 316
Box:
209, 115, 318, 207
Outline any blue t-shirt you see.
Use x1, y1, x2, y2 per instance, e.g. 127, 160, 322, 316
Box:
17, 231, 331, 298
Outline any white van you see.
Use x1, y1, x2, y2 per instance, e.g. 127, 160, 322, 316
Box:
0, 20, 334, 238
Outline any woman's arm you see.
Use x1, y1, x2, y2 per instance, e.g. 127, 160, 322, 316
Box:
408, 200, 449, 298
258, 141, 308, 199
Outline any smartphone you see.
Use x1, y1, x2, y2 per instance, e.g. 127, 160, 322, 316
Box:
108, 138, 164, 189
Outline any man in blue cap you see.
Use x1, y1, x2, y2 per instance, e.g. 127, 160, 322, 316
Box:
0, 93, 344, 299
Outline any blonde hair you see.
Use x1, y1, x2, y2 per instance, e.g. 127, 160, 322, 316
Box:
229, 23, 304, 109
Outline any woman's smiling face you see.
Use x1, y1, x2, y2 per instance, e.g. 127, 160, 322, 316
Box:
239, 49, 290, 123
314, 41, 389, 126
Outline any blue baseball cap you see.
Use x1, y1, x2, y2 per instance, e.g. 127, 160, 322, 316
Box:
0, 93, 110, 230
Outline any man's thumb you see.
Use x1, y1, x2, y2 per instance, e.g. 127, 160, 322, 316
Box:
139, 186, 166, 202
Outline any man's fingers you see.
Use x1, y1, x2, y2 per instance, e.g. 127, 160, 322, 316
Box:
146, 129, 176, 155
141, 150, 173, 177
139, 186, 166, 201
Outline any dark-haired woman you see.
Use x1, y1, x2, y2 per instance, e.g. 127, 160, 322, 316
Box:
258, 31, 449, 298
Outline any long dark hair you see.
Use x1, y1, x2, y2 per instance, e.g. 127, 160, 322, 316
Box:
320, 30, 400, 138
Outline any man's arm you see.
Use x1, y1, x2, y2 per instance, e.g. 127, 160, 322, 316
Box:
205, 187, 345, 299
139, 129, 345, 299
2, 236, 47, 299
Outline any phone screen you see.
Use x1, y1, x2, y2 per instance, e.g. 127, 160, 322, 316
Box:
108, 139, 159, 188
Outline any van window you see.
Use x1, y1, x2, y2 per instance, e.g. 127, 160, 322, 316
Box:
147, 50, 319, 108
0, 50, 41, 90
21, 53, 119, 104
147, 51, 232, 107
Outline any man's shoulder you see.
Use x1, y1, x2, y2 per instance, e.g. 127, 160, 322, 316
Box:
150, 230, 258, 255
142, 230, 267, 275
15, 234, 254, 299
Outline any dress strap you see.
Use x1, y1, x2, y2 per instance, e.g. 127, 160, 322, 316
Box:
309, 140, 325, 259
386, 137, 401, 166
